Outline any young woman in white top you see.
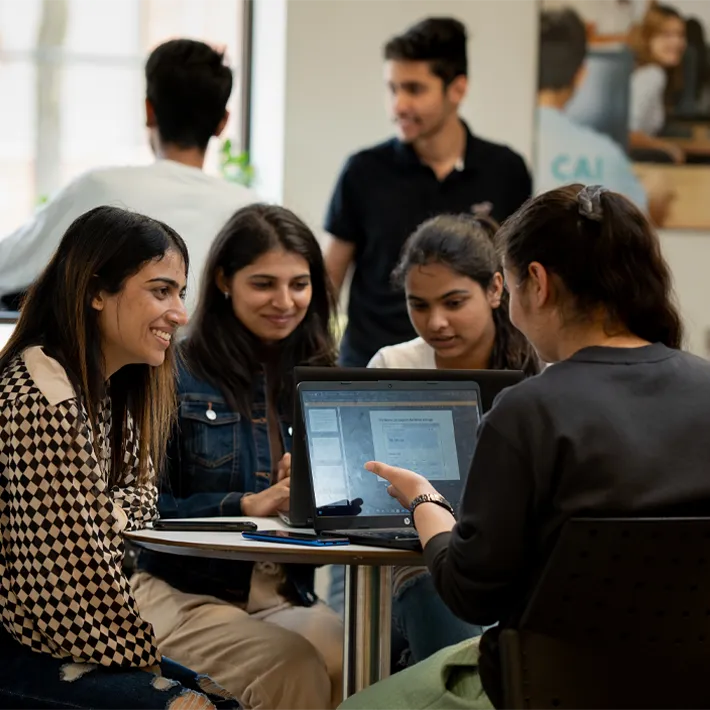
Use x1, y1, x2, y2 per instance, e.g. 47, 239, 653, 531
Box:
628, 3, 687, 164
368, 213, 539, 667
370, 214, 539, 375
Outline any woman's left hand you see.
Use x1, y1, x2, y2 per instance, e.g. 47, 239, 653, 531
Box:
364, 461, 437, 510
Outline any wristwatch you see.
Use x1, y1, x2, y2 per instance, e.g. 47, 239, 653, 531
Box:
409, 493, 455, 527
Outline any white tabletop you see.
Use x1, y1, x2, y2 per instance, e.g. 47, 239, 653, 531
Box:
126, 516, 423, 566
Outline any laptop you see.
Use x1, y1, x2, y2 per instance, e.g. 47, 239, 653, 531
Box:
298, 379, 483, 550
281, 366, 523, 528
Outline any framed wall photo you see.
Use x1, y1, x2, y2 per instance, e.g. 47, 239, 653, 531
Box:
536, 0, 710, 229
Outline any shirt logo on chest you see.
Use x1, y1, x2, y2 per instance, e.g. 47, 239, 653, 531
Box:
471, 201, 493, 217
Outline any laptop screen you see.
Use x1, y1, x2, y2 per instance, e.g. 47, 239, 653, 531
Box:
300, 382, 481, 522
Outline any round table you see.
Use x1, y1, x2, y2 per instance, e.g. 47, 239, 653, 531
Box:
127, 516, 422, 699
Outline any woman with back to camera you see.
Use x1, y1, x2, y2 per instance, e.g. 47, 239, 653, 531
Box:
369, 214, 539, 666
132, 203, 344, 710
0, 206, 240, 709
629, 3, 688, 163
340, 184, 710, 709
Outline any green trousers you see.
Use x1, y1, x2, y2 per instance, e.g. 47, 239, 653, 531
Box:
339, 637, 493, 710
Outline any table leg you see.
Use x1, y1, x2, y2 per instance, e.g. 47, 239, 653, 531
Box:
343, 564, 393, 699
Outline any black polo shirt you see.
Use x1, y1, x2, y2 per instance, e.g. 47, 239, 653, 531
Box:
324, 121, 532, 362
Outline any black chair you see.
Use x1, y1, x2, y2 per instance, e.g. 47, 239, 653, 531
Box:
500, 517, 710, 709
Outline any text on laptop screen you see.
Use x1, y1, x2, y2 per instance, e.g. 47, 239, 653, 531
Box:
301, 387, 480, 517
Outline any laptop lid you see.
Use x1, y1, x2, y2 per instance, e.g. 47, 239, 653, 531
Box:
298, 379, 482, 532
287, 366, 523, 527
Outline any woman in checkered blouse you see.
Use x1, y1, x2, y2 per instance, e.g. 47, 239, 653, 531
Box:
0, 206, 240, 709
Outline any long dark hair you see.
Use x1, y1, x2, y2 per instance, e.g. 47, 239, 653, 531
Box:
629, 3, 686, 106
0, 206, 189, 485
498, 184, 684, 348
393, 213, 540, 376
184, 204, 337, 415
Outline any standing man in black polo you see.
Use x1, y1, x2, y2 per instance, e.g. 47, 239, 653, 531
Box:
325, 17, 532, 367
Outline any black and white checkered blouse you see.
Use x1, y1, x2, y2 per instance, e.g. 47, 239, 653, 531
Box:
0, 347, 160, 667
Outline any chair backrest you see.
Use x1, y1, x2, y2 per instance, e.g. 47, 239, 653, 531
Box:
500, 517, 710, 709
565, 45, 633, 151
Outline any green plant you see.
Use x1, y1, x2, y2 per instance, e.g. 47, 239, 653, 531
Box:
220, 139, 255, 187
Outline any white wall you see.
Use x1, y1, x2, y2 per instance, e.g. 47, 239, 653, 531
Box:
657, 0, 710, 355
658, 231, 710, 356
673, 0, 710, 29
250, 0, 710, 357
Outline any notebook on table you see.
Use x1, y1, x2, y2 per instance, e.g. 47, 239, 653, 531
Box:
281, 366, 522, 528
297, 379, 482, 550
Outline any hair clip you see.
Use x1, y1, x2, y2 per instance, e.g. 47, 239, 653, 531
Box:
577, 185, 606, 222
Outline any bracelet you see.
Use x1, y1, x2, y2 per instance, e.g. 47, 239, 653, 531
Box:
409, 493, 455, 528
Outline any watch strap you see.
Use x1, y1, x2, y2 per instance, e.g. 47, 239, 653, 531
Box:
409, 493, 455, 524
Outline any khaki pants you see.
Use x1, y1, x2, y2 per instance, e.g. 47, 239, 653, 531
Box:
131, 569, 343, 710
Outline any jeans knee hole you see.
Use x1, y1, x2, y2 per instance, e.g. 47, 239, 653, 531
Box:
168, 689, 215, 710
59, 663, 97, 682
196, 674, 233, 700
152, 676, 181, 691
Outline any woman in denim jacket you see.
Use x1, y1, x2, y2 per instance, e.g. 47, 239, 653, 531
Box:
132, 204, 343, 710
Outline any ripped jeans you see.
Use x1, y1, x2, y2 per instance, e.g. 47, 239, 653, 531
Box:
0, 629, 240, 710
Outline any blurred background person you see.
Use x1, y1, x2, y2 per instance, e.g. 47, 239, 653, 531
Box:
536, 6, 675, 226
0, 39, 257, 313
325, 17, 531, 368
628, 3, 688, 163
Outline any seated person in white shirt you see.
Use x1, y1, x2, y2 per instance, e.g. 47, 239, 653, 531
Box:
370, 213, 539, 375
0, 39, 257, 313
367, 213, 539, 667
535, 8, 674, 227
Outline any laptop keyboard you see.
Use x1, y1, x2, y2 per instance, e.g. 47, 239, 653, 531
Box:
344, 529, 419, 541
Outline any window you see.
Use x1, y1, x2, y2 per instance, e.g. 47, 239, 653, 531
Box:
0, 0, 248, 237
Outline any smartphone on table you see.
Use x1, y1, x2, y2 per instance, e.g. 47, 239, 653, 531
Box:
242, 530, 349, 547
151, 520, 258, 533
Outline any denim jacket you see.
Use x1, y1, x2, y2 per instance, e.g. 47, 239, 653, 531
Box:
137, 361, 316, 605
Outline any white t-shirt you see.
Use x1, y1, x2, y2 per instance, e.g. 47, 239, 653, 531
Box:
368, 337, 437, 369
0, 160, 258, 313
536, 106, 648, 211
629, 64, 666, 136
